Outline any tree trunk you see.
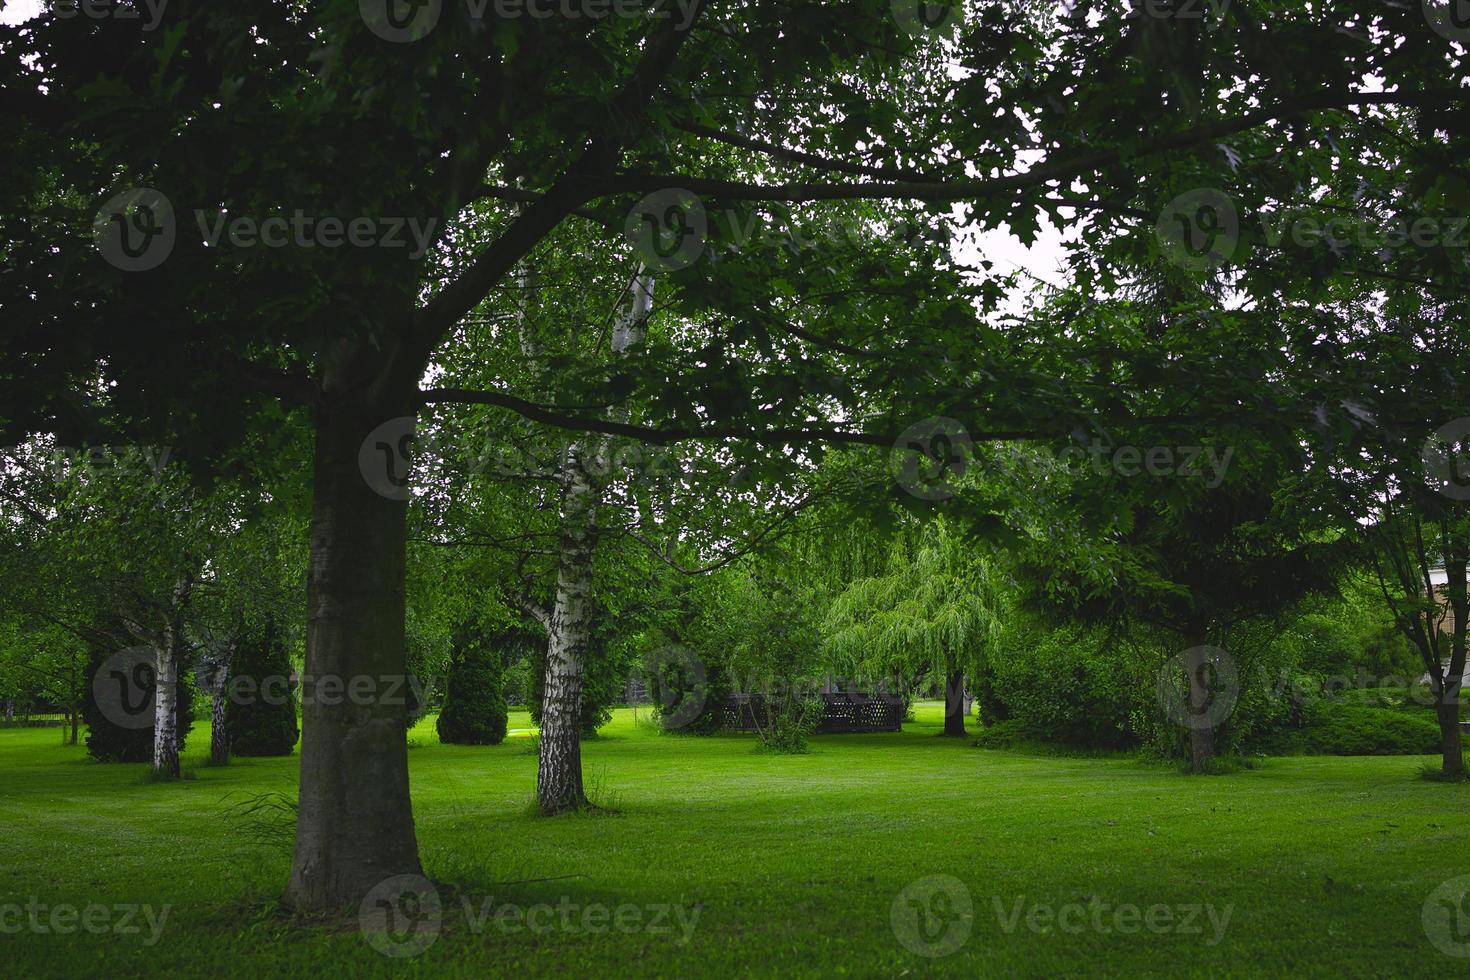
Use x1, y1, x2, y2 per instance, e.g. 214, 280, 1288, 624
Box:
68, 708, 78, 746
152, 639, 180, 778
152, 573, 193, 778
534, 272, 653, 815
284, 397, 422, 911
3, 699, 12, 723
1183, 643, 1215, 774
1436, 690, 1464, 779
942, 668, 966, 737
536, 448, 598, 815
211, 664, 231, 766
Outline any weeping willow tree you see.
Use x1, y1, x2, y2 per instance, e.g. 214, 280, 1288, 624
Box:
824, 519, 1004, 737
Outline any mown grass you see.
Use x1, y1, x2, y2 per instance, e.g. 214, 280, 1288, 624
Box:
2, 703, 1468, 977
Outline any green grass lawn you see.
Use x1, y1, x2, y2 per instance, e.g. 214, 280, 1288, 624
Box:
3, 702, 1469, 978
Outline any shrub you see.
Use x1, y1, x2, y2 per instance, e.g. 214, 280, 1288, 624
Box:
755, 695, 822, 754
226, 623, 299, 757
986, 623, 1140, 749
649, 654, 730, 736
83, 640, 195, 763
436, 629, 508, 746
1291, 702, 1444, 756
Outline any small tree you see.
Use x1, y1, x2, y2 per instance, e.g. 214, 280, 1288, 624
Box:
825, 520, 1002, 738
225, 622, 299, 757
436, 627, 508, 746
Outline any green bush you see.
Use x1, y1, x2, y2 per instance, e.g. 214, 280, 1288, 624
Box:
649, 654, 730, 736
987, 623, 1140, 749
225, 624, 299, 757
436, 630, 508, 746
1265, 701, 1447, 756
755, 695, 822, 754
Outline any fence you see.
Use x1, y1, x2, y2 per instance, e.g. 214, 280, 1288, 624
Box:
721, 693, 904, 734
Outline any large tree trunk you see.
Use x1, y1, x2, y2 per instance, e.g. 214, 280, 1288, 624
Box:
1183, 643, 1215, 774
536, 449, 598, 815
284, 397, 422, 911
1435, 694, 1464, 778
942, 668, 966, 737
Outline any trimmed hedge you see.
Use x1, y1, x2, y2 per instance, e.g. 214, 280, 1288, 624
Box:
437, 630, 508, 746
226, 623, 299, 757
